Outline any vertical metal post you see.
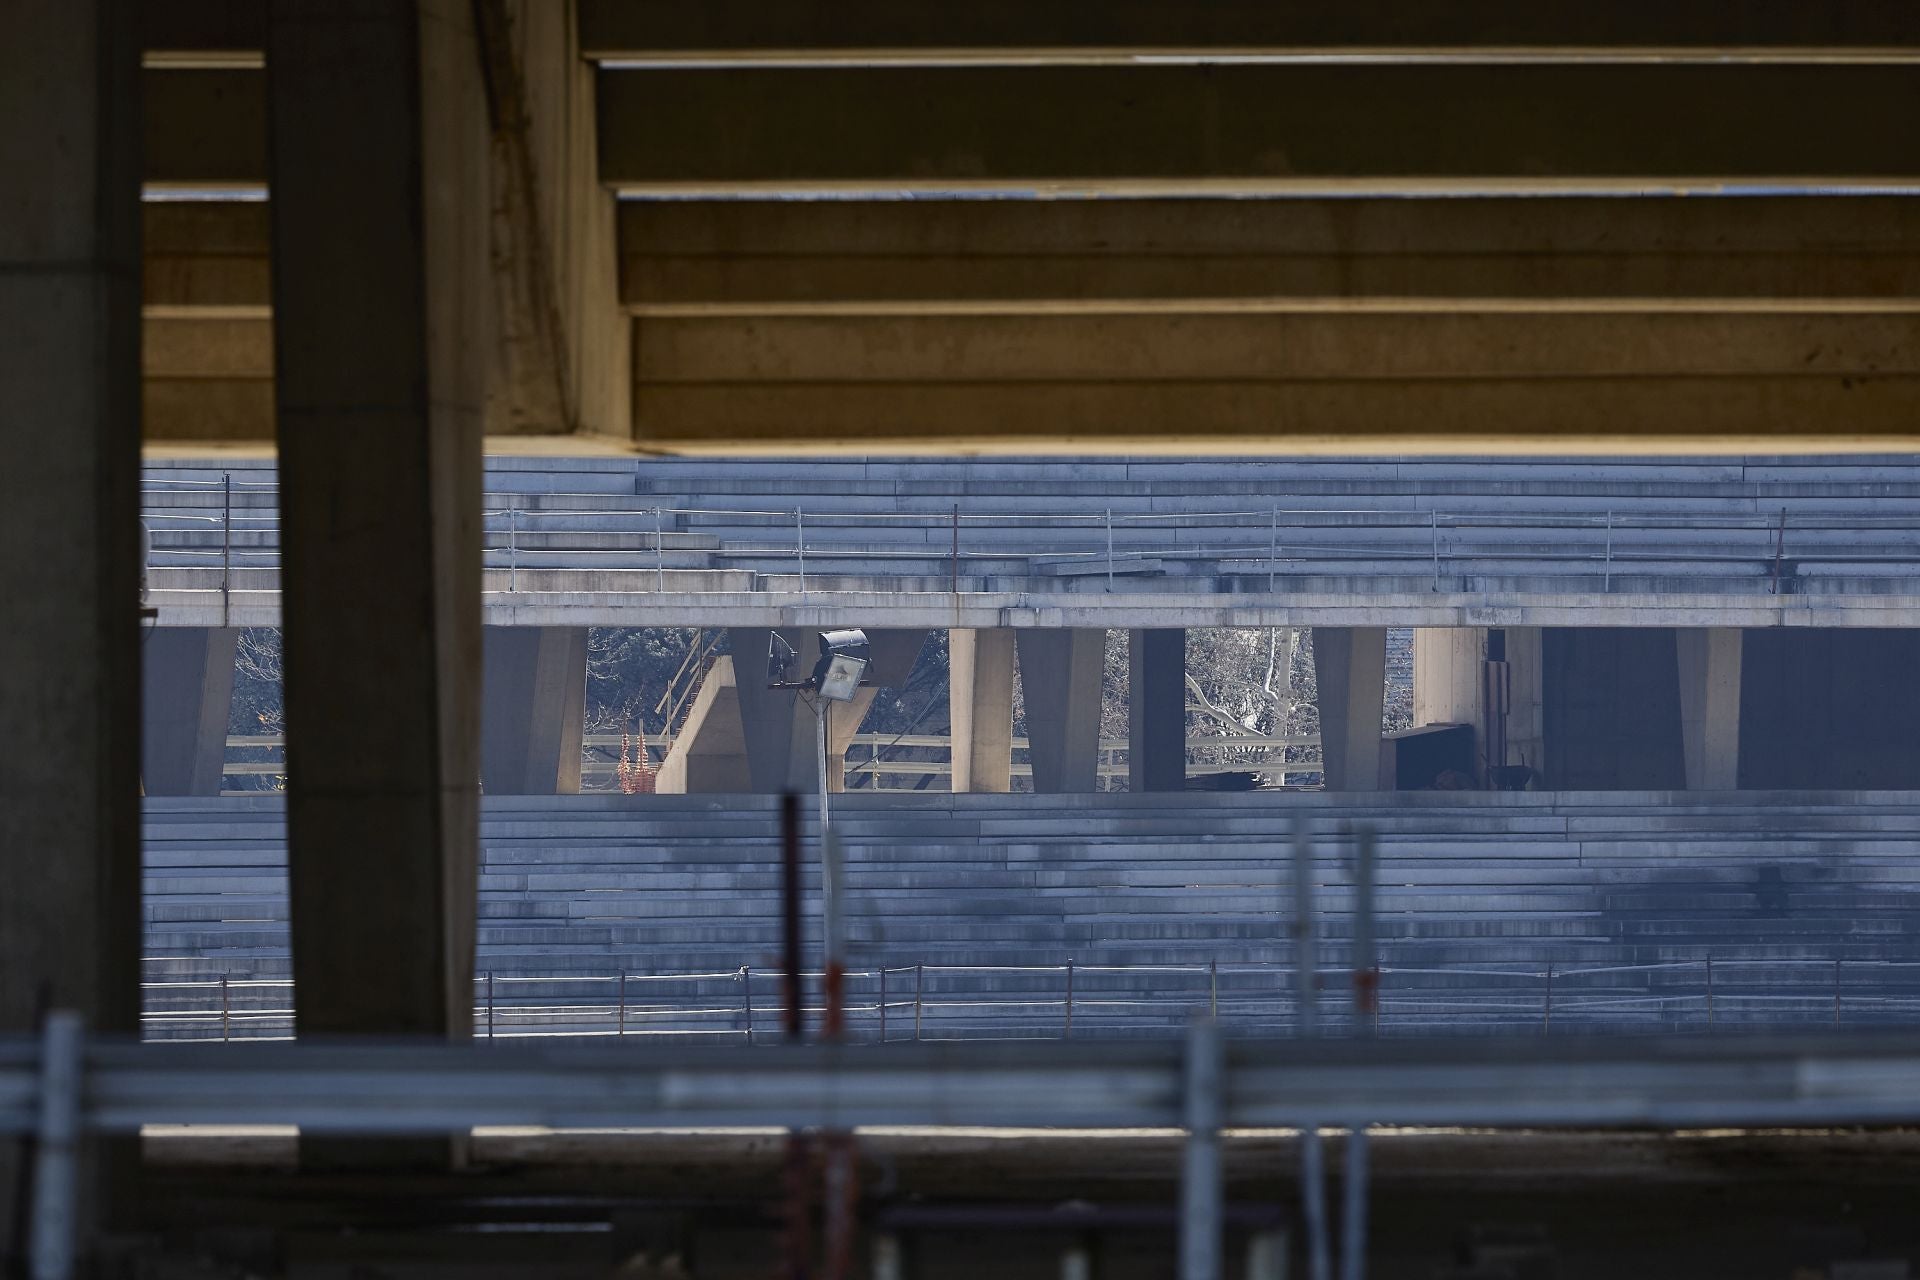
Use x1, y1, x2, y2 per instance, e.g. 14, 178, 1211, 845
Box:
1542, 963, 1554, 1033
879, 965, 889, 1044
1210, 959, 1219, 1020
796, 507, 806, 599
654, 505, 666, 593
29, 1011, 85, 1280
221, 470, 232, 627
1293, 818, 1318, 1036
951, 503, 960, 595
781, 792, 804, 1042
915, 963, 925, 1041
1705, 952, 1714, 1031
1770, 507, 1788, 596
507, 506, 517, 593
742, 965, 755, 1044
872, 1236, 904, 1280
1180, 1018, 1224, 1280
1064, 959, 1076, 1039
1603, 511, 1613, 593
618, 970, 627, 1037
817, 701, 832, 856
1106, 508, 1115, 591
1270, 506, 1279, 593
823, 829, 847, 1041
1341, 1126, 1370, 1280
487, 972, 495, 1040
1430, 509, 1440, 592
1352, 826, 1378, 1036
221, 973, 230, 1043
1835, 957, 1843, 1027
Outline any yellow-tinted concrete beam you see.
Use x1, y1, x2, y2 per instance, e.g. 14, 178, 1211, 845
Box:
145, 67, 265, 187
628, 308, 1920, 447
580, 0, 1920, 61
145, 200, 270, 307
619, 196, 1920, 310
597, 64, 1920, 193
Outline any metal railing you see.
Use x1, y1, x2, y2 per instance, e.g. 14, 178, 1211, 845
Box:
217, 730, 1327, 790
140, 956, 1920, 1044
141, 477, 1920, 595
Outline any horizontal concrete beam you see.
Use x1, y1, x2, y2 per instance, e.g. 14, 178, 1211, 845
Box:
145, 67, 264, 187
145, 201, 269, 307
628, 307, 1920, 447
619, 196, 1920, 309
579, 1, 1920, 60
146, 584, 1920, 631
598, 64, 1920, 192
142, 2, 265, 63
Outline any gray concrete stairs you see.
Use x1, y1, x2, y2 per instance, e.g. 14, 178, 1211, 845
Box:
141, 791, 1920, 1041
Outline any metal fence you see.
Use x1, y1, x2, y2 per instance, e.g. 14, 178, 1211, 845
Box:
140, 476, 1912, 597
140, 956, 1920, 1044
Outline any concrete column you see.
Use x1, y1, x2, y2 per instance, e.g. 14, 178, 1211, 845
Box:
1313, 627, 1388, 791
267, 0, 489, 1166
950, 628, 1015, 792
1412, 627, 1482, 728
481, 626, 587, 794
142, 627, 241, 796
1676, 627, 1743, 791
1129, 628, 1186, 792
1017, 629, 1105, 794
1, 0, 142, 1257
1504, 627, 1548, 782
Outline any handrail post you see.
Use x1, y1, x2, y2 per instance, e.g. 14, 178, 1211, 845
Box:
221, 470, 232, 627
1064, 959, 1076, 1039
1430, 509, 1440, 592
742, 964, 754, 1045
1835, 957, 1843, 1027
796, 506, 806, 599
1105, 509, 1114, 591
1603, 511, 1613, 593
507, 507, 517, 594
1210, 958, 1219, 1020
654, 506, 665, 593
221, 973, 230, 1043
914, 963, 924, 1041
618, 970, 627, 1038
1543, 962, 1554, 1033
1270, 505, 1279, 593
487, 972, 495, 1040
880, 965, 888, 1043
1705, 952, 1714, 1031
951, 504, 960, 595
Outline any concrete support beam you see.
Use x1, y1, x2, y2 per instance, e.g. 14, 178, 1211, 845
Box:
267, 0, 489, 1170
630, 308, 1920, 448
0, 0, 143, 1252
481, 626, 587, 795
1016, 629, 1105, 794
1676, 627, 1744, 791
619, 196, 1920, 308
1502, 627, 1548, 783
144, 66, 265, 187
598, 64, 1920, 192
949, 628, 1015, 793
1313, 628, 1388, 791
1128, 628, 1186, 792
141, 627, 240, 796
579, 1, 1920, 59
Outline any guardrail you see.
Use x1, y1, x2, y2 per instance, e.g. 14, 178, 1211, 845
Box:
140, 956, 1920, 1044
141, 476, 1920, 598
217, 731, 1328, 790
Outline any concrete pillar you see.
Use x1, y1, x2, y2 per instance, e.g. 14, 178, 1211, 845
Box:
1017, 629, 1105, 793
268, 0, 489, 1165
0, 0, 143, 1253
141, 627, 241, 796
1412, 627, 1482, 728
1676, 627, 1743, 791
481, 626, 587, 794
1504, 627, 1548, 783
1313, 627, 1388, 791
950, 628, 1015, 792
1129, 628, 1186, 792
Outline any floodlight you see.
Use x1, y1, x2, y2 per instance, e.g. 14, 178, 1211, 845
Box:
811, 629, 871, 702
